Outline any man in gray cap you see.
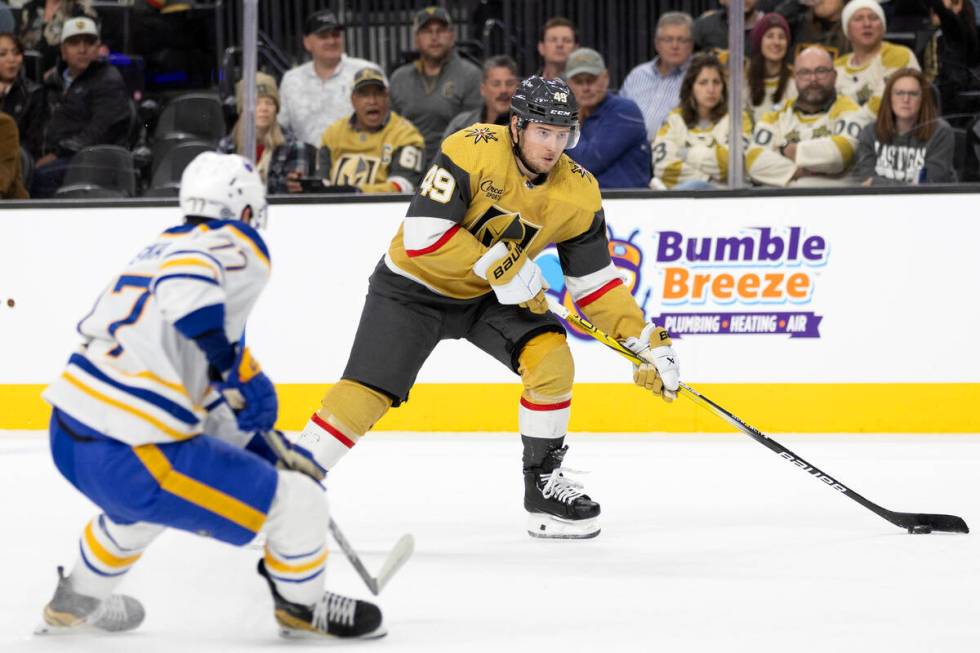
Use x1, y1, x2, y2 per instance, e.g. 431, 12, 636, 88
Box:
278, 9, 383, 146
388, 5, 481, 165
564, 47, 650, 188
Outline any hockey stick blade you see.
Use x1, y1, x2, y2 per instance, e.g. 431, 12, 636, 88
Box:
328, 519, 415, 595
375, 534, 415, 593
546, 299, 969, 535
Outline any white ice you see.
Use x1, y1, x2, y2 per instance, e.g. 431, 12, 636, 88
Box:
1, 431, 979, 653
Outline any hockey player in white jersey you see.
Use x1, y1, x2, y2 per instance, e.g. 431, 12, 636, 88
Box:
37, 152, 385, 640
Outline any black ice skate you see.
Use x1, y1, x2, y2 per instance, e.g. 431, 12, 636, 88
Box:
35, 566, 145, 635
257, 559, 386, 639
524, 444, 601, 539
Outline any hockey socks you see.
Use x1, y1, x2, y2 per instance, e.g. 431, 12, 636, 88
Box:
295, 380, 392, 470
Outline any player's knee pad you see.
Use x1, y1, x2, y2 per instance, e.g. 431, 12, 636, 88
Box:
518, 332, 574, 402
265, 469, 329, 553
321, 379, 392, 436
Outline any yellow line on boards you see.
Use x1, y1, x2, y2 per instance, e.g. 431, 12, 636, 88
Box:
5, 383, 980, 433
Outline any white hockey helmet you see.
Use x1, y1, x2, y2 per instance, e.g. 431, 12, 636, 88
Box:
179, 152, 269, 229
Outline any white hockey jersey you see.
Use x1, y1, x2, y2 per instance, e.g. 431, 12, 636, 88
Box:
746, 94, 873, 187
652, 108, 752, 188
835, 42, 920, 112
43, 220, 271, 446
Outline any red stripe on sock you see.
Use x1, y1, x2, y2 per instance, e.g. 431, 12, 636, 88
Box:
310, 413, 355, 449
405, 224, 460, 257
520, 397, 572, 411
576, 278, 623, 308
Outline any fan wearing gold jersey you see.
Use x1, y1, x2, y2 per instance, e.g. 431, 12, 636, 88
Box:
291, 76, 680, 540
316, 68, 426, 193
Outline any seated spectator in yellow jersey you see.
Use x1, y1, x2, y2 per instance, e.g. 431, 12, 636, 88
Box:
652, 53, 751, 190
317, 68, 425, 193
218, 72, 316, 195
747, 46, 872, 187
834, 0, 919, 112
853, 68, 956, 185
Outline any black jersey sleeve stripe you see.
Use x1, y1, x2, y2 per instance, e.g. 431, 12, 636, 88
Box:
556, 209, 613, 278
405, 150, 472, 223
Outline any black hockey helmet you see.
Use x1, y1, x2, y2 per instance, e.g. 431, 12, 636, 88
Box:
509, 76, 580, 148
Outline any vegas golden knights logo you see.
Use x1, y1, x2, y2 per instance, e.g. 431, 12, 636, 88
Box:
332, 154, 381, 186
464, 127, 498, 145
469, 205, 541, 251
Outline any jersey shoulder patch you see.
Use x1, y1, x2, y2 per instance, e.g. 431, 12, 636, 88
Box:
439, 123, 510, 176
828, 94, 861, 118
881, 42, 914, 69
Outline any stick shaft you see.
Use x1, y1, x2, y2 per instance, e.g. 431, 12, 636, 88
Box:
328, 519, 379, 595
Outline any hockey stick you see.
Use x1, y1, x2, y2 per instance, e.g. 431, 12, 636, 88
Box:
260, 430, 416, 594
546, 298, 969, 534
328, 519, 415, 596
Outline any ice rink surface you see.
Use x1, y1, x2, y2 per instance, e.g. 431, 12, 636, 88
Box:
1, 431, 978, 653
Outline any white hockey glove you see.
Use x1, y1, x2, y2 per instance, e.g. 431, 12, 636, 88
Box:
623, 323, 680, 403
472, 241, 548, 314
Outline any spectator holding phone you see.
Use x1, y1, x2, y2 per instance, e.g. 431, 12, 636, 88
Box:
853, 67, 956, 184
315, 67, 425, 194
218, 71, 315, 194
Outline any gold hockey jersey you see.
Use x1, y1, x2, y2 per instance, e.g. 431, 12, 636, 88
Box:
652, 109, 753, 188
746, 94, 873, 186
384, 123, 646, 340
319, 111, 425, 193
834, 42, 920, 111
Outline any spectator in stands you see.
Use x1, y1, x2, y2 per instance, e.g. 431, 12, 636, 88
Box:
442, 55, 519, 139
0, 32, 43, 158
0, 110, 27, 198
30, 17, 128, 198
17, 0, 97, 73
389, 6, 481, 165
694, 0, 765, 55
565, 47, 650, 188
537, 16, 578, 79
746, 13, 797, 125
854, 67, 956, 183
278, 9, 383, 147
218, 72, 315, 195
747, 46, 872, 186
315, 67, 425, 194
652, 53, 751, 189
621, 12, 695, 142
926, 0, 980, 122
835, 0, 920, 111
776, 0, 848, 60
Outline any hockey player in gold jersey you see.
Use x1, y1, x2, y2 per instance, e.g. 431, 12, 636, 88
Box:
292, 76, 680, 539
316, 68, 426, 193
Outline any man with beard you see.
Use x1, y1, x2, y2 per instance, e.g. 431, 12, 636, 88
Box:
747, 46, 871, 186
315, 68, 425, 193
389, 6, 481, 166
442, 55, 520, 140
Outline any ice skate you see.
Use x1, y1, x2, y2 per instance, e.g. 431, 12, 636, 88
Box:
524, 445, 601, 539
257, 560, 386, 639
35, 566, 145, 635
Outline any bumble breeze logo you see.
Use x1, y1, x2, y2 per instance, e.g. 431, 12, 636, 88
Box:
651, 227, 827, 338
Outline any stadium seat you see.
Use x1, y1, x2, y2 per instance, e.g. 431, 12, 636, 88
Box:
55, 145, 136, 198
154, 93, 226, 143
144, 140, 214, 197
